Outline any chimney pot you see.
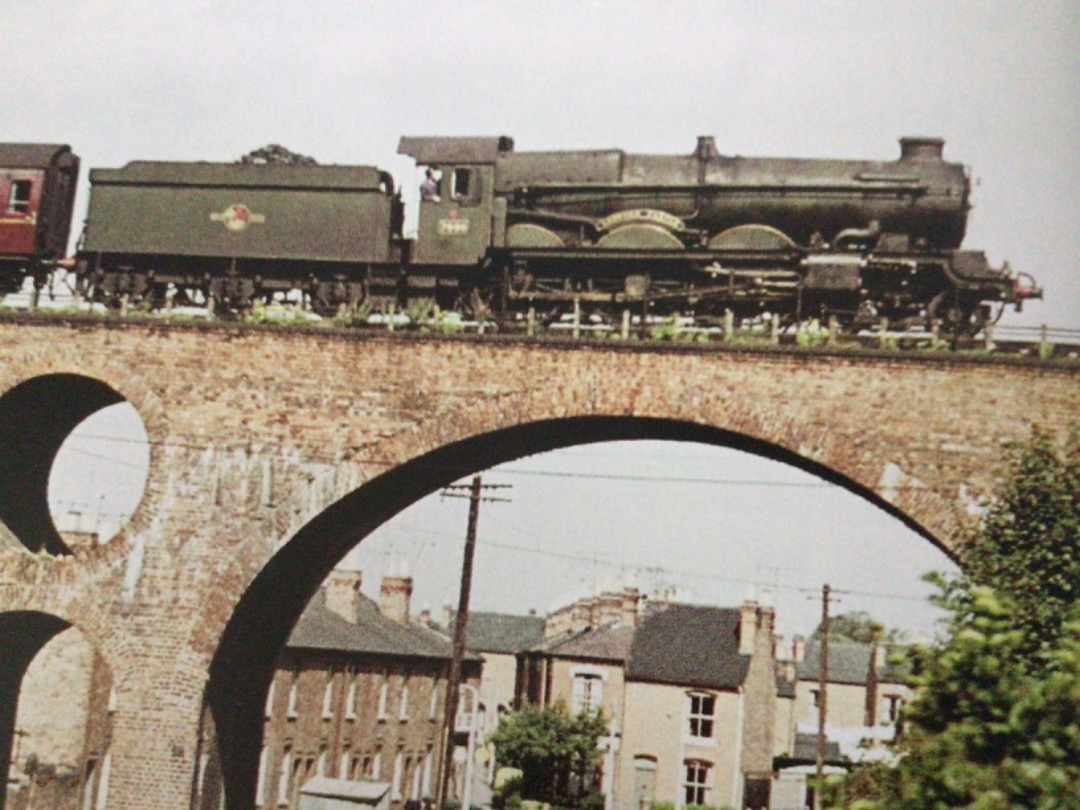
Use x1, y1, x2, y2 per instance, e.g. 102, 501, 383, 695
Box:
325, 569, 363, 625
379, 575, 413, 626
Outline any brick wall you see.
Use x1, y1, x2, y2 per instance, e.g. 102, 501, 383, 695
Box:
0, 316, 1076, 808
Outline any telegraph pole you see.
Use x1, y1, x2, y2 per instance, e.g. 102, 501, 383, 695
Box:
809, 583, 845, 810
435, 475, 510, 810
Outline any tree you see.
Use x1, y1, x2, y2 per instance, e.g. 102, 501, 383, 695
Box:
840, 428, 1080, 809
488, 702, 607, 807
961, 426, 1080, 666
813, 610, 903, 644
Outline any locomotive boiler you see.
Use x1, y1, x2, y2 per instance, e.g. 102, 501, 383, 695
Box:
399, 135, 1037, 331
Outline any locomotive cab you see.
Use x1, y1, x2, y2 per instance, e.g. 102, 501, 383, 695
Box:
398, 136, 512, 266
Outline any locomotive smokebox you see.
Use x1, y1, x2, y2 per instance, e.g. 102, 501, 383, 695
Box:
899, 137, 945, 161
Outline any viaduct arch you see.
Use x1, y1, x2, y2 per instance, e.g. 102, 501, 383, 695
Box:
0, 315, 1076, 808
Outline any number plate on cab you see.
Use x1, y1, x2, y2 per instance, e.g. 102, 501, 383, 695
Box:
438, 218, 470, 236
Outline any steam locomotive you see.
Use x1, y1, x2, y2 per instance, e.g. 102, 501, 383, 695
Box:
0, 136, 1040, 333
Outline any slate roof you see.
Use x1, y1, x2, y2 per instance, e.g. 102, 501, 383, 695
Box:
790, 732, 845, 765
288, 590, 475, 661
797, 641, 871, 685
532, 624, 635, 663
453, 612, 546, 655
797, 641, 909, 686
625, 603, 749, 690
776, 669, 797, 699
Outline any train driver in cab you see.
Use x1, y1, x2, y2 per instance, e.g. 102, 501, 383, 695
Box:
420, 168, 441, 202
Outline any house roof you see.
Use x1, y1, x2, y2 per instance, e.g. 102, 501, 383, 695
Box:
287, 591, 476, 662
453, 612, 546, 655
788, 732, 845, 765
797, 640, 909, 686
625, 603, 750, 690
798, 641, 871, 685
532, 624, 636, 663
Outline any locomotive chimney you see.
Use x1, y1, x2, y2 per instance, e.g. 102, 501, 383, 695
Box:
695, 136, 719, 160
899, 137, 945, 161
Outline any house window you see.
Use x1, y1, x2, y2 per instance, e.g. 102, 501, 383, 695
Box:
811, 688, 821, 707
687, 693, 715, 739
265, 681, 275, 719
372, 752, 382, 779
338, 750, 349, 779
287, 676, 299, 719
410, 755, 422, 800
345, 680, 357, 720
322, 679, 334, 719
392, 752, 404, 799
81, 759, 97, 810
7, 180, 31, 214
422, 750, 433, 796
572, 672, 604, 714
399, 685, 410, 720
277, 749, 291, 806
256, 746, 269, 806
377, 681, 389, 720
95, 754, 111, 810
884, 694, 904, 723
429, 683, 440, 720
683, 759, 711, 806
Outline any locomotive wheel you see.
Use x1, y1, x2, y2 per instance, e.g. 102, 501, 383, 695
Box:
596, 224, 683, 249
707, 224, 796, 250
928, 290, 986, 337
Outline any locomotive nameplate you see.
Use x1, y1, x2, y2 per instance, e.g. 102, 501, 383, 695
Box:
438, 218, 470, 236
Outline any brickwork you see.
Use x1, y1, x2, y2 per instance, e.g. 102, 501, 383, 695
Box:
0, 316, 1077, 808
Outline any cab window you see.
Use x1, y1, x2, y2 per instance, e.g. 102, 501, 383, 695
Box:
451, 168, 480, 204
6, 180, 32, 214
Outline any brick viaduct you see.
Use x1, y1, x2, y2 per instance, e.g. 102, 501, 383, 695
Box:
0, 315, 1076, 809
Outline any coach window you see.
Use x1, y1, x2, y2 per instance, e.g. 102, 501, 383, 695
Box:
451, 168, 480, 204
7, 180, 32, 214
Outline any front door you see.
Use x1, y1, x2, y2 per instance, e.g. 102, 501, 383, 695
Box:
632, 758, 657, 810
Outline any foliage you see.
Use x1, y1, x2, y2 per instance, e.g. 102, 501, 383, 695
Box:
850, 593, 1080, 809
840, 428, 1080, 809
812, 610, 904, 644
489, 702, 607, 808
331, 301, 373, 328
242, 301, 317, 325
795, 319, 829, 347
960, 426, 1080, 666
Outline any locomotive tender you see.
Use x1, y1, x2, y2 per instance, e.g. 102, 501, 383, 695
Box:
1, 135, 1039, 332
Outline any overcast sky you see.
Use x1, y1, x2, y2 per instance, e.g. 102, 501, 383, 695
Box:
15, 2, 1075, 638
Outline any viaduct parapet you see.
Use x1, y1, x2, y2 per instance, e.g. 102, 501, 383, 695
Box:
0, 316, 1076, 808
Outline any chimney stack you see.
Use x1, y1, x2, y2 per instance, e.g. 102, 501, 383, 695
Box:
326, 569, 363, 625
739, 600, 759, 655
792, 635, 806, 663
380, 573, 413, 626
